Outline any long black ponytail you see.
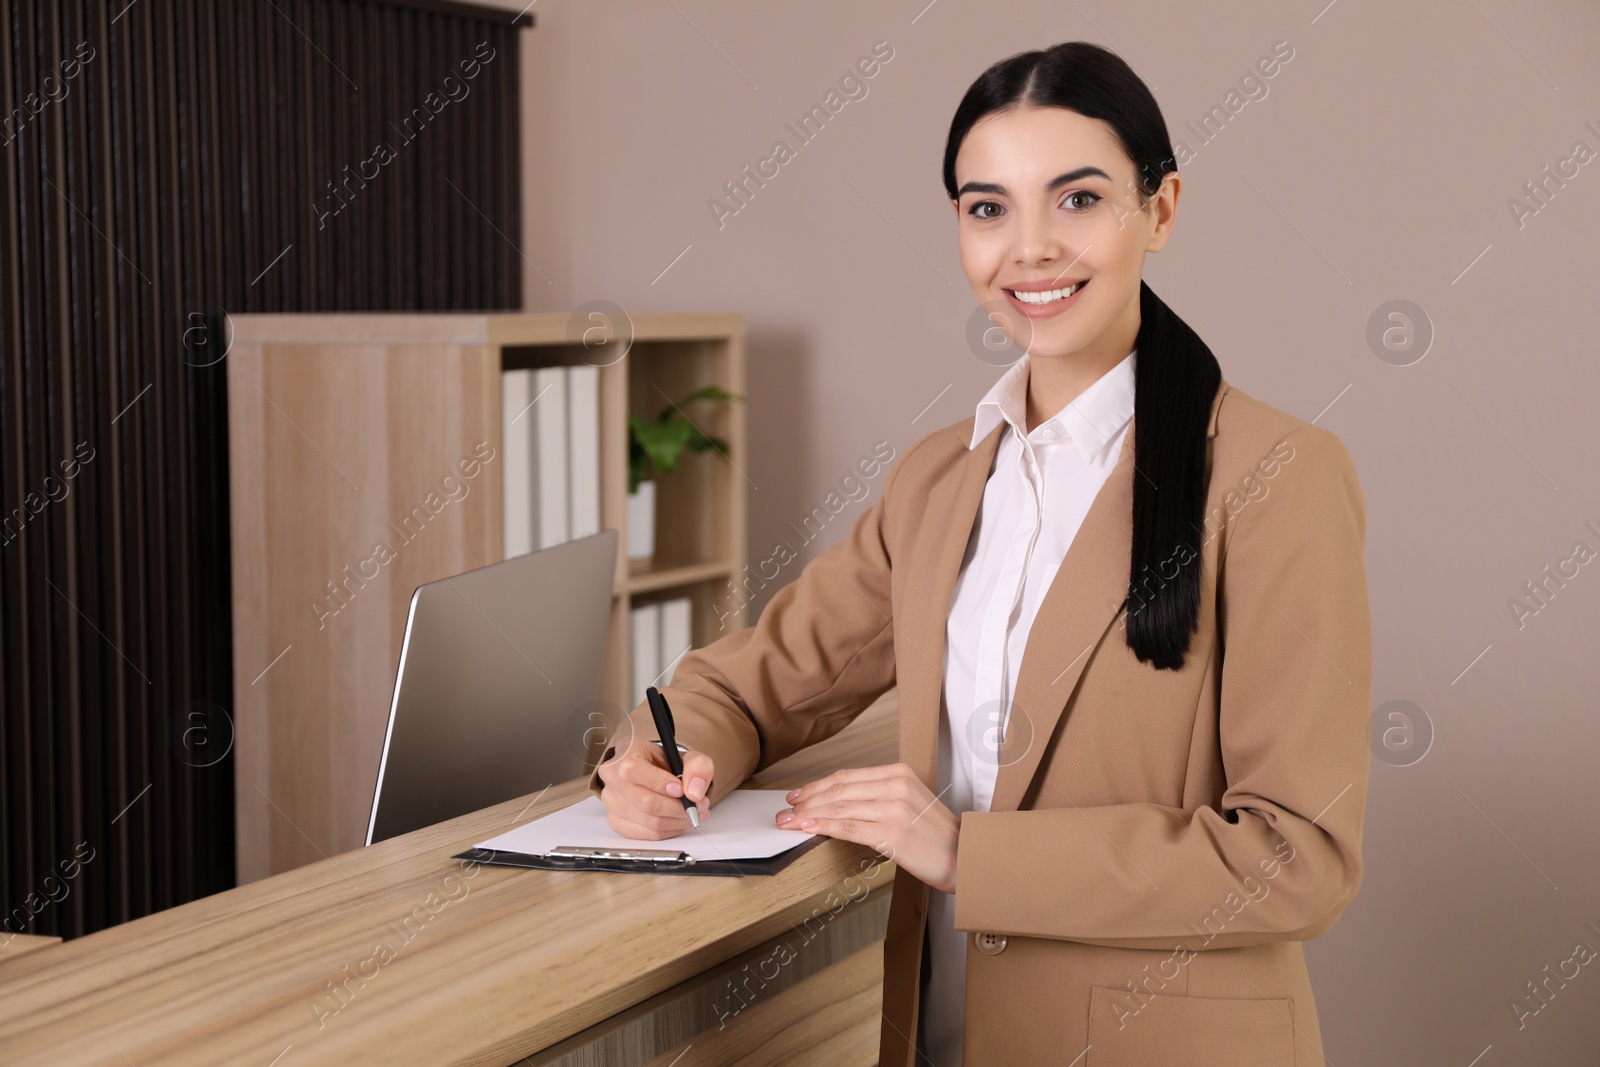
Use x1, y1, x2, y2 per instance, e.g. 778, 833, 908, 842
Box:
942, 42, 1222, 671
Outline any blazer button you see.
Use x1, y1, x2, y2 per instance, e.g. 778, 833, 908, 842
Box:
973, 931, 1007, 955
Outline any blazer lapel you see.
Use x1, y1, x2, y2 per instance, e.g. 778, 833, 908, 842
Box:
987, 379, 1228, 813
897, 418, 1003, 792
895, 378, 1228, 812
985, 419, 1137, 814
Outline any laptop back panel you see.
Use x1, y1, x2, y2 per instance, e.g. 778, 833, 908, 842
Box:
366, 529, 617, 845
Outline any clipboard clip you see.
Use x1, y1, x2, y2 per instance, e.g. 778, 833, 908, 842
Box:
547, 845, 696, 866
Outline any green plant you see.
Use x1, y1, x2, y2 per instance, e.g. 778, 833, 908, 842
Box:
628, 384, 744, 494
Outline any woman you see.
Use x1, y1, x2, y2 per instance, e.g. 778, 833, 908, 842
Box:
591, 40, 1371, 1067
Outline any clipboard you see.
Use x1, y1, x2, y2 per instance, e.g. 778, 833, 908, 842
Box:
453, 789, 831, 876
453, 833, 827, 877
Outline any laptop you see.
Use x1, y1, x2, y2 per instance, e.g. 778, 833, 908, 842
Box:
365, 529, 618, 845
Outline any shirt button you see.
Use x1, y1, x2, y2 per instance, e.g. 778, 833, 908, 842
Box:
1039, 427, 1055, 440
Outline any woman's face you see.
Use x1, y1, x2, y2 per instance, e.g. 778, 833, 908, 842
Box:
951, 105, 1178, 361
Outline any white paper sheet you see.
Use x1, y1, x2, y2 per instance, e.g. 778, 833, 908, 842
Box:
474, 789, 811, 861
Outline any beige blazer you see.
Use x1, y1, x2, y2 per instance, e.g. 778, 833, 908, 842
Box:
589, 379, 1372, 1067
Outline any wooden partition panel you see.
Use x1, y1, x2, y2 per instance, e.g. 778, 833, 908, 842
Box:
227, 325, 500, 879
0, 0, 528, 939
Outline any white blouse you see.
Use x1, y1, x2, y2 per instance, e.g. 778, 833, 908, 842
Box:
919, 348, 1137, 1065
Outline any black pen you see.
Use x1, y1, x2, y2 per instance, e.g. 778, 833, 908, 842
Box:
646, 686, 700, 829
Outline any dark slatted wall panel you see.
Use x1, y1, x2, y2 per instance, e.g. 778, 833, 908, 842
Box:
0, 0, 528, 940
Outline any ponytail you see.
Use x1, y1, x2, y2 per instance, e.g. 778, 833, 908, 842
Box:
1125, 281, 1221, 669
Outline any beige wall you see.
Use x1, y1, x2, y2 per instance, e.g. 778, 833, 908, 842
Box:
482, 2, 1600, 1061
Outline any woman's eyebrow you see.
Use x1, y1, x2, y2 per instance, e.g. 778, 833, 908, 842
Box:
956, 166, 1112, 197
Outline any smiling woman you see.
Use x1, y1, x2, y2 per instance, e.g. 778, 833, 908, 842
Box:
593, 38, 1371, 1067
943, 51, 1218, 673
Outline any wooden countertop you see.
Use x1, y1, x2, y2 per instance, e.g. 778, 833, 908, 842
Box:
0, 934, 62, 963
0, 693, 899, 1066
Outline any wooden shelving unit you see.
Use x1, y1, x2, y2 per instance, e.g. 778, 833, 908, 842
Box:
226, 312, 747, 882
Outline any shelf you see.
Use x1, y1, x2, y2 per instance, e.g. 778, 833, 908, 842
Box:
225, 311, 746, 883
623, 558, 733, 595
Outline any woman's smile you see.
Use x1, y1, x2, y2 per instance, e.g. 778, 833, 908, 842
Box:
1002, 276, 1089, 318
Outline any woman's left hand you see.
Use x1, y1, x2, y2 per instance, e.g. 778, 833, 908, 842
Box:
776, 762, 959, 894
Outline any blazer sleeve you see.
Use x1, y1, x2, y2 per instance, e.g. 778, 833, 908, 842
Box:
586, 438, 919, 809
953, 425, 1372, 951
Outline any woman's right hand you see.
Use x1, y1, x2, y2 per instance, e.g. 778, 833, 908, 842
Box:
595, 737, 715, 840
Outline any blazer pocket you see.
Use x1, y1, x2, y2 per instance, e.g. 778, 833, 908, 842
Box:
1087, 985, 1297, 1067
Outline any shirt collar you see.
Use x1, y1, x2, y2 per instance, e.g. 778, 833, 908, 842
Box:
968, 349, 1137, 464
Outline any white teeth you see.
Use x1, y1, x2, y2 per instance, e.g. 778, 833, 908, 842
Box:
1010, 281, 1084, 304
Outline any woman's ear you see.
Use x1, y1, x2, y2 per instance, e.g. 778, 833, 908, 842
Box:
1145, 171, 1181, 253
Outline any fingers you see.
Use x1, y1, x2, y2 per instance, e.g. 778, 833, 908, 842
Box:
782, 795, 902, 829
780, 797, 890, 849
785, 763, 918, 809
597, 743, 713, 840
678, 751, 714, 803
778, 764, 928, 837
792, 762, 917, 795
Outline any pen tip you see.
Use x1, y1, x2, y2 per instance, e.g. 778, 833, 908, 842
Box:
687, 807, 700, 829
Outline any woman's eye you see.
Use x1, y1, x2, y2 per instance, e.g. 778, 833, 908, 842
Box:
966, 193, 1099, 218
